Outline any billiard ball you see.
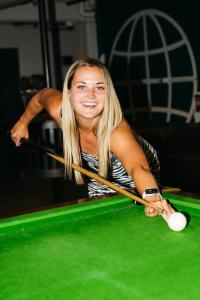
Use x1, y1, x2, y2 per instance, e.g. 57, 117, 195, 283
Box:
167, 212, 187, 231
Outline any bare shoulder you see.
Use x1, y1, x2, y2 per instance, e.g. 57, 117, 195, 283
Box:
110, 119, 141, 155
111, 119, 135, 142
40, 88, 62, 105
41, 88, 63, 125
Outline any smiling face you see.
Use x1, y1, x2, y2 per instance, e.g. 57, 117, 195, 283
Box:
68, 66, 107, 125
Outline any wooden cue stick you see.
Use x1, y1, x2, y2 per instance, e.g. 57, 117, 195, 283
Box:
19, 138, 163, 213
162, 187, 181, 193
46, 152, 163, 214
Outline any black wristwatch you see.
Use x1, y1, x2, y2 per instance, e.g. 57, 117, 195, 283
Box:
142, 188, 162, 199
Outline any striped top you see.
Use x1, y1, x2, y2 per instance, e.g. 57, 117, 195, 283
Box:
82, 134, 160, 197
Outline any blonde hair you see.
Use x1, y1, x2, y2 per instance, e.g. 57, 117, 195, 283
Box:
61, 57, 123, 184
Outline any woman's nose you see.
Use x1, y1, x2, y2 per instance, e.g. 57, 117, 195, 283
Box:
88, 88, 95, 98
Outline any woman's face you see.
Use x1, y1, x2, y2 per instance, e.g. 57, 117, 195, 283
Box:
68, 66, 107, 123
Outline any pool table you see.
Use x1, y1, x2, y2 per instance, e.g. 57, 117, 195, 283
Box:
1, 192, 200, 300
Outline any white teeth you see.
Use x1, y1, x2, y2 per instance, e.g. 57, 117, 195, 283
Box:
82, 102, 97, 106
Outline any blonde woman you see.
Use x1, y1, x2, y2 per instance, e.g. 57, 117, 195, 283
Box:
11, 57, 173, 217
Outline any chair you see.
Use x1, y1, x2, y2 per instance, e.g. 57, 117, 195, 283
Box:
41, 120, 64, 177
20, 119, 88, 203
20, 119, 65, 203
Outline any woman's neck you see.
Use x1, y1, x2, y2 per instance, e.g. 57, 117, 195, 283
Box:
76, 115, 99, 134
79, 126, 96, 135
79, 128, 98, 156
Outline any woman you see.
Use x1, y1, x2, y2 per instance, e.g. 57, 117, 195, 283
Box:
11, 57, 173, 218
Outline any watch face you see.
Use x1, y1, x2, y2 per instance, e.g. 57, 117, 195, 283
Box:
145, 188, 159, 194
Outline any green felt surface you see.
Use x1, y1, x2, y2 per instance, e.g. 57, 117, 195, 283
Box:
1, 194, 200, 300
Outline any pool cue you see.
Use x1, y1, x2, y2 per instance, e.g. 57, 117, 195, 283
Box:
162, 187, 181, 193
19, 138, 163, 214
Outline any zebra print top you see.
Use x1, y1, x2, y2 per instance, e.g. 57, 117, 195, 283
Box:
82, 134, 160, 198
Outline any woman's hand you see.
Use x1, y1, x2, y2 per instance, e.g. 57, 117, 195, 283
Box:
11, 120, 29, 146
144, 196, 174, 221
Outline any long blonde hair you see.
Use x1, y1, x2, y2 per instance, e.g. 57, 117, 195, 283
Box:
61, 57, 123, 184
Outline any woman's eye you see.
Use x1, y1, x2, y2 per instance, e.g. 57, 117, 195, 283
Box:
97, 86, 105, 91
77, 85, 85, 90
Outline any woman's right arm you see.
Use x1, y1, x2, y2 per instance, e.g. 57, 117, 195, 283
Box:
11, 88, 62, 146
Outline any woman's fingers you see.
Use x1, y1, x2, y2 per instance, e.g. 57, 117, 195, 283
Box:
160, 199, 175, 221
11, 122, 29, 146
144, 198, 174, 219
144, 205, 158, 217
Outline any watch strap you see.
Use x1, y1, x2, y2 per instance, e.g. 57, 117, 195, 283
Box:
142, 189, 162, 200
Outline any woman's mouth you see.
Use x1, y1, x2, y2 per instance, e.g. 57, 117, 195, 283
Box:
81, 101, 97, 108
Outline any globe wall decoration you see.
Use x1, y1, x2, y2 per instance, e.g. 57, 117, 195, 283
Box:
109, 9, 197, 124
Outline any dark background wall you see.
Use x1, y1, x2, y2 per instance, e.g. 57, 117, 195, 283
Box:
96, 0, 200, 80
96, 0, 200, 192
0, 48, 23, 122
96, 0, 200, 124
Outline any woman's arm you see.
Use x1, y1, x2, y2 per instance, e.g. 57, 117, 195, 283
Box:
111, 120, 158, 193
110, 120, 173, 217
11, 88, 62, 146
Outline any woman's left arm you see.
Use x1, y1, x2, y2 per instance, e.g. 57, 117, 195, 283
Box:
110, 120, 173, 217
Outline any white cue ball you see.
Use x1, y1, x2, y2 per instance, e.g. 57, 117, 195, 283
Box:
167, 212, 187, 232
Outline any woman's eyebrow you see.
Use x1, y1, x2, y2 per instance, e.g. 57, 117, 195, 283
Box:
75, 81, 105, 85
96, 82, 105, 85
75, 81, 86, 84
